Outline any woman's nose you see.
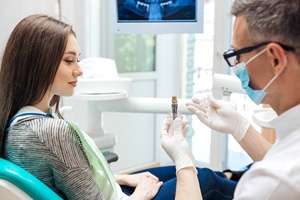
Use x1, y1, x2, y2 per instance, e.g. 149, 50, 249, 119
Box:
73, 66, 83, 77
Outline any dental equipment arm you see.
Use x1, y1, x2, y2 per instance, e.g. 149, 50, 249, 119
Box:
95, 97, 191, 115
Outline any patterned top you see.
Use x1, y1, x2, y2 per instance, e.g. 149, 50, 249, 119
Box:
4, 117, 104, 200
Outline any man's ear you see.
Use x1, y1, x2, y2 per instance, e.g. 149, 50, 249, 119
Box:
266, 43, 287, 75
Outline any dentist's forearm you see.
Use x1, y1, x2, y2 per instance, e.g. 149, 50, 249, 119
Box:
239, 125, 273, 161
175, 166, 202, 200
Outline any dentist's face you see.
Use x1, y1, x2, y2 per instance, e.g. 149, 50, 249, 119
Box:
232, 15, 270, 92
51, 34, 82, 97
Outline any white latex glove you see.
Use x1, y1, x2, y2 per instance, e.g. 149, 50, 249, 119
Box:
161, 117, 196, 173
186, 93, 250, 142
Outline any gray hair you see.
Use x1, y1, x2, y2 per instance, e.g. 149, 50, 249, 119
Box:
231, 0, 300, 62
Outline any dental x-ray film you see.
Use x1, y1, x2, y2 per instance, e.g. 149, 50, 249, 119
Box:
117, 0, 196, 22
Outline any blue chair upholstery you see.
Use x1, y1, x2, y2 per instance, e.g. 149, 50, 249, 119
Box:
0, 158, 62, 200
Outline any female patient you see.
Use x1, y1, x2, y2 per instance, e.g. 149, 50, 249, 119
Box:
0, 14, 236, 200
0, 14, 164, 200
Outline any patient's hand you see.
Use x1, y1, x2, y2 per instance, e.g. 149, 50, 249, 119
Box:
115, 172, 160, 187
130, 176, 163, 200
116, 172, 162, 200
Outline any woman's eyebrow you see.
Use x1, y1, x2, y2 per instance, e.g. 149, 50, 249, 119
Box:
64, 51, 81, 56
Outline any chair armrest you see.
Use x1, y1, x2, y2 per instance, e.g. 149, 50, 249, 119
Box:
0, 158, 62, 200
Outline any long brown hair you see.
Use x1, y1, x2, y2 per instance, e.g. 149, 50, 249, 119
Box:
0, 14, 76, 157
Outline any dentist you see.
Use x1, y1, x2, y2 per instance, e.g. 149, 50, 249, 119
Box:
187, 0, 300, 199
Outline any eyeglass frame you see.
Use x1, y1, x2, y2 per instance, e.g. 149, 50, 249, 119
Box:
223, 41, 295, 67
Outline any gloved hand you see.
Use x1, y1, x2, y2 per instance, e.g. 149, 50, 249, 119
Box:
186, 93, 250, 142
161, 117, 196, 173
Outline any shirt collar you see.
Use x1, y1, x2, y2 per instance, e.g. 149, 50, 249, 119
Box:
6, 106, 54, 129
269, 104, 300, 140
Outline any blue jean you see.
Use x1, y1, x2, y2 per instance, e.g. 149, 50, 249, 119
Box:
121, 166, 237, 200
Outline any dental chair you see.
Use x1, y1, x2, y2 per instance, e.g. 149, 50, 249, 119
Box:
0, 158, 62, 200
0, 152, 118, 200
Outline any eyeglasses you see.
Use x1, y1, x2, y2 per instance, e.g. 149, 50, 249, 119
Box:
223, 41, 295, 67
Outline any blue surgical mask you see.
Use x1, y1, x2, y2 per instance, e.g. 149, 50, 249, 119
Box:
232, 48, 279, 105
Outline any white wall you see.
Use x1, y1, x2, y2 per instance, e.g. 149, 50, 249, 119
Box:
0, 0, 59, 53
60, 0, 101, 59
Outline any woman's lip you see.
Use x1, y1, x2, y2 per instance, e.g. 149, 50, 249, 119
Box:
68, 81, 77, 87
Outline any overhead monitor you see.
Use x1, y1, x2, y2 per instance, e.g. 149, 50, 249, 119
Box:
111, 0, 204, 34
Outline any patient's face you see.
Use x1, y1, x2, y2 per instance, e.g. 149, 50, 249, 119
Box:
51, 34, 82, 97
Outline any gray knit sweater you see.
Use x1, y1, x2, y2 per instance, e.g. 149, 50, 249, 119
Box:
4, 117, 104, 200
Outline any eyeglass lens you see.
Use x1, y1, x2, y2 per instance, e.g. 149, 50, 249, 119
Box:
225, 49, 240, 66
